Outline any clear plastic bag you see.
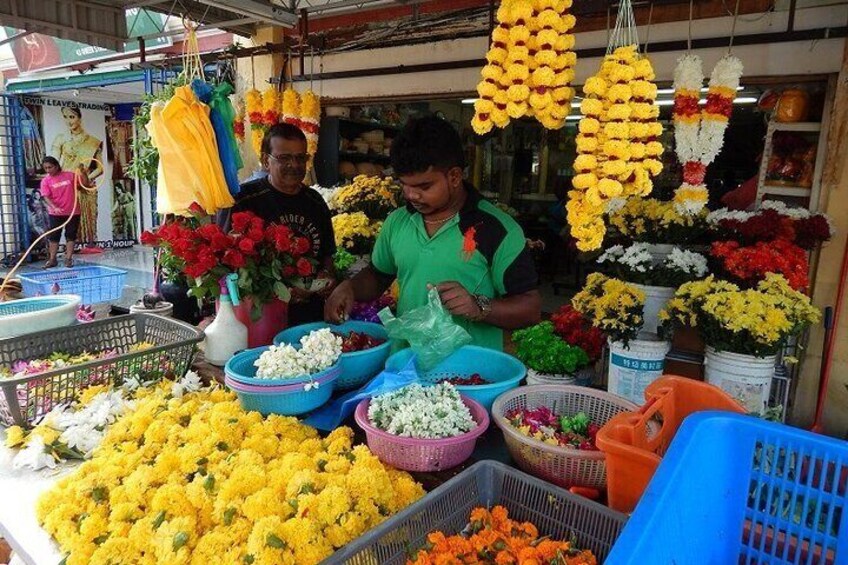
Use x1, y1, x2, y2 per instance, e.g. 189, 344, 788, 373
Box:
378, 287, 472, 372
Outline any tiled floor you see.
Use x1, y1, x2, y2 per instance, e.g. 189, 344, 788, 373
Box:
3, 245, 573, 314
2, 246, 155, 309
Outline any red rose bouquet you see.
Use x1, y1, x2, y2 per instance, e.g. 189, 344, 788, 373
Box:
550, 305, 606, 362
710, 239, 809, 292
141, 211, 316, 315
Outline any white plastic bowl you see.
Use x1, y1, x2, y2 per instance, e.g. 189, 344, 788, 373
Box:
0, 295, 81, 338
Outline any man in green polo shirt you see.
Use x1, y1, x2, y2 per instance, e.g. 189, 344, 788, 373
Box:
325, 116, 541, 350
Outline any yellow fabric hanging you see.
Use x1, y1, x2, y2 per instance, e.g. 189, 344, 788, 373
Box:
147, 85, 234, 215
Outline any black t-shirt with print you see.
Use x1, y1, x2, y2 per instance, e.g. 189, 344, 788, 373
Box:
233, 178, 336, 261
230, 178, 336, 325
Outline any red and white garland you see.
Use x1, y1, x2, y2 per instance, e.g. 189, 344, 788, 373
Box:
672, 53, 743, 215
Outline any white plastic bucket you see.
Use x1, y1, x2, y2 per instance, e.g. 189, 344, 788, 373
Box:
526, 367, 595, 386
704, 347, 775, 414
607, 338, 671, 404
129, 301, 174, 318
644, 243, 675, 265
348, 254, 372, 277
634, 284, 676, 339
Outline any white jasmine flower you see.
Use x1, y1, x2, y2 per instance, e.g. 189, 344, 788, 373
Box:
368, 383, 476, 439
12, 436, 56, 471
254, 329, 342, 379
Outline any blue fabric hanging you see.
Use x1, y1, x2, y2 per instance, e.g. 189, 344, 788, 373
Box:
192, 79, 243, 197
304, 356, 420, 431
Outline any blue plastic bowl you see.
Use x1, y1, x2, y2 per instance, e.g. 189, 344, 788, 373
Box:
274, 321, 391, 390
385, 345, 526, 411
225, 346, 337, 387
225, 367, 340, 416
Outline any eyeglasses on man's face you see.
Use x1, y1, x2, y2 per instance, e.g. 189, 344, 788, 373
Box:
267, 153, 309, 166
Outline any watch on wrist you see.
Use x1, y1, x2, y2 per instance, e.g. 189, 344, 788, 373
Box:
473, 294, 493, 322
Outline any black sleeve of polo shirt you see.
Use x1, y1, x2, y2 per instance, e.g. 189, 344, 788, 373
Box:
502, 244, 539, 296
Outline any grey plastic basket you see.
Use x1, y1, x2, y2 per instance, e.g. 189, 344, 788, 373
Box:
0, 314, 204, 427
322, 460, 627, 565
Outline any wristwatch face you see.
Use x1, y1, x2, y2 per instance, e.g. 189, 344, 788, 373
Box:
475, 294, 492, 314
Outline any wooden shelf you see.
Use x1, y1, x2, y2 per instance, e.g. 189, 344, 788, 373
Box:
769, 122, 821, 133
338, 151, 391, 162
761, 185, 813, 197
337, 117, 401, 131
514, 193, 557, 202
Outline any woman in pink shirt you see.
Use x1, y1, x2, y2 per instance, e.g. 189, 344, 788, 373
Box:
39, 156, 89, 268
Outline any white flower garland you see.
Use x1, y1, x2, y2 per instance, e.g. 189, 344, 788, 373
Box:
368, 383, 476, 439
672, 53, 744, 216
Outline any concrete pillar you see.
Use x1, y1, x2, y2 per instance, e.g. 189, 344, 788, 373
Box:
793, 37, 848, 438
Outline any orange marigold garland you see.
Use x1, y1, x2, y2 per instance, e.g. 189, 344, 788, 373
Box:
244, 88, 264, 156
233, 97, 246, 143
569, 45, 662, 251
408, 505, 597, 565
472, 0, 577, 134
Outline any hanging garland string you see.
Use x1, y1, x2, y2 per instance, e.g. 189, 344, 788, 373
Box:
671, 0, 744, 215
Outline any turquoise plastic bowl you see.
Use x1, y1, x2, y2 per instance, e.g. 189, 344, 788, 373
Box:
385, 345, 526, 411
224, 367, 339, 416
225, 346, 336, 387
274, 321, 391, 390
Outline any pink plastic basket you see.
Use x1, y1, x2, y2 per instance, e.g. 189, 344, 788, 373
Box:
491, 385, 641, 490
354, 395, 489, 472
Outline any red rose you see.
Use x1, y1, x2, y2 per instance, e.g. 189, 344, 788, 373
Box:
282, 265, 296, 278
188, 202, 206, 217
231, 212, 253, 234
238, 237, 256, 254
140, 230, 160, 246
197, 224, 222, 241
223, 249, 246, 269
296, 257, 314, 277
211, 234, 233, 252
293, 237, 311, 256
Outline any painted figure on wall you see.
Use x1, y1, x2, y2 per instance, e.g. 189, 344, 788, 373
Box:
112, 181, 137, 241
51, 105, 103, 243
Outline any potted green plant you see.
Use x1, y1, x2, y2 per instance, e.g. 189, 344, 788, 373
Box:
512, 322, 590, 385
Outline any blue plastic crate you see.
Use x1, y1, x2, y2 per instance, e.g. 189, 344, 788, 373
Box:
607, 412, 848, 565
19, 266, 127, 304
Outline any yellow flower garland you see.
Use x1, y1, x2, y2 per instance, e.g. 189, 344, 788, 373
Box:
36, 384, 424, 565
568, 45, 663, 251
473, 0, 577, 134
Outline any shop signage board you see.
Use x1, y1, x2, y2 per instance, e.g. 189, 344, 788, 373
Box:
3, 9, 171, 73
22, 96, 139, 252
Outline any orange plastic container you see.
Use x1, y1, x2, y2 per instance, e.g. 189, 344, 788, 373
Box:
596, 375, 746, 513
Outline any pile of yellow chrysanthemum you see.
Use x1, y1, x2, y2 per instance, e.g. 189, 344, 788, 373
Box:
331, 175, 402, 220
36, 384, 424, 565
472, 0, 577, 134
660, 273, 820, 357
607, 197, 707, 244
332, 211, 383, 254
572, 272, 646, 346
568, 45, 663, 251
